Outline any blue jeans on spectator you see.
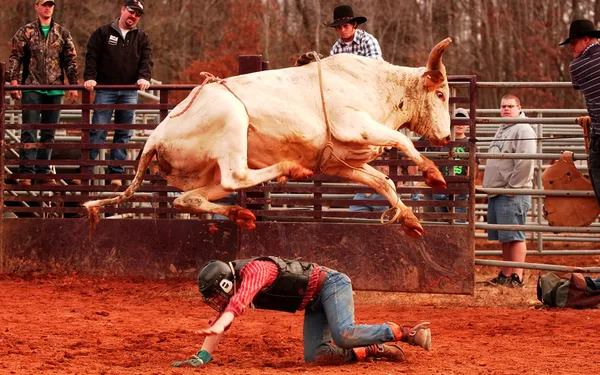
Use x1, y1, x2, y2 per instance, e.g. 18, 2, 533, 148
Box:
17, 92, 63, 175
589, 135, 600, 206
303, 269, 396, 364
349, 193, 388, 212
432, 193, 468, 222
86, 90, 138, 174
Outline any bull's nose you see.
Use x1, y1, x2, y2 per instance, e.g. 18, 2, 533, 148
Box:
443, 135, 451, 144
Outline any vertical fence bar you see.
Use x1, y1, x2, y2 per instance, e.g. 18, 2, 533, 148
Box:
536, 114, 544, 253
0, 62, 6, 272
159, 89, 169, 219
239, 55, 263, 75
80, 90, 91, 199
468, 76, 477, 236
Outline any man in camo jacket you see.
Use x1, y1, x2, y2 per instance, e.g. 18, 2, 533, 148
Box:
7, 0, 79, 185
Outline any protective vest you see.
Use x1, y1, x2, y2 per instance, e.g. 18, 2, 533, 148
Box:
542, 151, 600, 227
231, 256, 316, 313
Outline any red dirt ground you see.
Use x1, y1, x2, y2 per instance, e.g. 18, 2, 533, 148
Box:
2, 244, 600, 374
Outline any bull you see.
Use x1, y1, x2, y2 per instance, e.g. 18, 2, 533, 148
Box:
84, 38, 453, 238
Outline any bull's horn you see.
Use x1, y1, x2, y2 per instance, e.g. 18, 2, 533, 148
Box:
427, 38, 452, 71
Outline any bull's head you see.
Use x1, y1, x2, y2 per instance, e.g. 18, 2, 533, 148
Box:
414, 38, 452, 146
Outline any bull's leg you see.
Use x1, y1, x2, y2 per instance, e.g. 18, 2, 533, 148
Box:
331, 111, 446, 190
173, 186, 257, 230
328, 163, 423, 238
211, 93, 313, 191
218, 159, 313, 191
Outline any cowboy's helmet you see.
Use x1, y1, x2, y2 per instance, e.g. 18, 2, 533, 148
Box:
197, 260, 235, 312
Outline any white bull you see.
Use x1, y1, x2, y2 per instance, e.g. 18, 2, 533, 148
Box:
84, 38, 453, 238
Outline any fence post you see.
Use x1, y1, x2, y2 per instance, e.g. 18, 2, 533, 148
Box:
158, 88, 170, 219
80, 90, 91, 199
468, 76, 477, 236
0, 62, 6, 272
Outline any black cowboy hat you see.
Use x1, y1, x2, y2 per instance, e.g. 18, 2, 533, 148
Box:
559, 19, 600, 46
324, 5, 367, 28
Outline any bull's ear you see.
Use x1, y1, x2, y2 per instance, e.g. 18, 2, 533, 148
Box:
421, 70, 445, 90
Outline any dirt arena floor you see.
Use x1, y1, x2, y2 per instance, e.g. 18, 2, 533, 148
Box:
2, 242, 600, 374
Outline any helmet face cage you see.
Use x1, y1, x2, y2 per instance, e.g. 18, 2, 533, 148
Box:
202, 278, 234, 312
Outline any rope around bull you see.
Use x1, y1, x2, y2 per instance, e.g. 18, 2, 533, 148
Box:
308, 51, 403, 224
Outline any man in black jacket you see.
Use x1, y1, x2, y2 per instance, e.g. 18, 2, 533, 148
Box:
74, 0, 153, 187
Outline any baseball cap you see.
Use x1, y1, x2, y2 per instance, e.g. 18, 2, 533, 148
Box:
36, 0, 55, 5
124, 0, 144, 14
453, 107, 470, 118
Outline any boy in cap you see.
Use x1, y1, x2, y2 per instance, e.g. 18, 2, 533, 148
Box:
560, 19, 600, 206
172, 257, 432, 367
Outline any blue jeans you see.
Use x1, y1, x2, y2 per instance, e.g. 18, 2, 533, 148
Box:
86, 90, 138, 174
303, 269, 396, 364
349, 193, 389, 212
18, 92, 63, 174
589, 136, 600, 206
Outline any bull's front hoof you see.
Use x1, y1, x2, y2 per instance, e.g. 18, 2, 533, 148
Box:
402, 221, 424, 238
229, 207, 257, 230
401, 210, 424, 238
423, 168, 447, 190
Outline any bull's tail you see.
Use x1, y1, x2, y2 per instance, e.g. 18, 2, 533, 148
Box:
83, 139, 157, 235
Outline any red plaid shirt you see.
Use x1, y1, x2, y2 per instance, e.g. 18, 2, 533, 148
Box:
223, 260, 321, 317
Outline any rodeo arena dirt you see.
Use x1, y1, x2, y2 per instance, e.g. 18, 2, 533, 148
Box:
2, 52, 600, 374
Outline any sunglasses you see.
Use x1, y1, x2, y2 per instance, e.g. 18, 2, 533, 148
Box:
39, 2, 55, 6
125, 6, 143, 17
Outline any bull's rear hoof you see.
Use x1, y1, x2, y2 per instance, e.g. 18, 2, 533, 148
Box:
237, 219, 256, 230
229, 207, 257, 230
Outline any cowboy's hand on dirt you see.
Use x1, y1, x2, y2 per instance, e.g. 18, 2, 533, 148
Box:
576, 116, 591, 128
171, 350, 212, 367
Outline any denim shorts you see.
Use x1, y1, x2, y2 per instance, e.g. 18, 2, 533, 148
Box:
487, 195, 531, 243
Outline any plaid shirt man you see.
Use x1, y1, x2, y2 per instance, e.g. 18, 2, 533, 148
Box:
330, 29, 383, 60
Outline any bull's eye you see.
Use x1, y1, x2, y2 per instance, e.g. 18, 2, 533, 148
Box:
436, 91, 445, 101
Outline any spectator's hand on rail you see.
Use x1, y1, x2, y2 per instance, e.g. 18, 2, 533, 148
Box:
9, 80, 21, 100
66, 90, 79, 103
137, 78, 150, 91
576, 116, 591, 128
84, 80, 97, 92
